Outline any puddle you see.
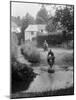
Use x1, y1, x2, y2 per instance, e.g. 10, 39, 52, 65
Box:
22, 65, 73, 93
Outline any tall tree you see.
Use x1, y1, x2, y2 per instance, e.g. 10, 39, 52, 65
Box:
36, 4, 48, 24
53, 5, 74, 46
46, 17, 57, 32
11, 16, 22, 26
21, 13, 35, 40
54, 5, 74, 32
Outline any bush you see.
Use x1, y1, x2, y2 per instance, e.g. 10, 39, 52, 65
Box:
11, 32, 18, 58
11, 56, 33, 81
21, 42, 41, 64
37, 34, 63, 47
37, 33, 73, 47
63, 53, 73, 66
11, 56, 36, 93
68, 40, 74, 49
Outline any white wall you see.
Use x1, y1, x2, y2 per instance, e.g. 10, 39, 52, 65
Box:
12, 27, 21, 33
31, 31, 37, 39
25, 32, 30, 40
25, 31, 37, 41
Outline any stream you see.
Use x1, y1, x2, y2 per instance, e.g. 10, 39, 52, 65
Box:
22, 65, 73, 93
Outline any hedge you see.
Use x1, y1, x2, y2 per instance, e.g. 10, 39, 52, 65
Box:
37, 33, 73, 47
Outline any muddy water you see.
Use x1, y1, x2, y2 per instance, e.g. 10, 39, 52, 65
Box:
23, 65, 73, 93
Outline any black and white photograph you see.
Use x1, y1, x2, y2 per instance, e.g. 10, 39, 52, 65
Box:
10, 1, 74, 99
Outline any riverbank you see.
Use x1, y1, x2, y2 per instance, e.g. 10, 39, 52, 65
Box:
11, 86, 74, 99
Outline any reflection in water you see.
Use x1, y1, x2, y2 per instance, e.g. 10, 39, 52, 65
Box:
22, 66, 73, 93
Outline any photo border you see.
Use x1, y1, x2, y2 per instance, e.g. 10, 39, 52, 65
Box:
10, 1, 74, 99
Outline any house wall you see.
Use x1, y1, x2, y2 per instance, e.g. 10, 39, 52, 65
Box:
37, 25, 47, 35
25, 32, 30, 41
25, 31, 37, 41
11, 26, 21, 33
31, 31, 37, 39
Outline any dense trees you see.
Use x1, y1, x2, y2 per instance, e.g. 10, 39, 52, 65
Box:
21, 13, 35, 40
20, 5, 49, 40
11, 4, 74, 45
46, 5, 74, 33
12, 5, 74, 34
54, 5, 74, 32
36, 5, 48, 24
53, 5, 74, 46
46, 17, 57, 32
37, 5, 74, 47
11, 16, 22, 26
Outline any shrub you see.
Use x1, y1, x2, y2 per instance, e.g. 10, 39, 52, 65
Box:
37, 34, 63, 47
63, 53, 73, 66
21, 42, 41, 64
11, 32, 18, 58
11, 56, 31, 81
37, 33, 73, 47
68, 40, 74, 49
11, 56, 36, 93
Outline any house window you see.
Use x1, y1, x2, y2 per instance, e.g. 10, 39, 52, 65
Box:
41, 29, 43, 32
31, 31, 34, 35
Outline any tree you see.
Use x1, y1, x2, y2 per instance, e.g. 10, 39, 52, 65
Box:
53, 5, 74, 46
36, 5, 48, 24
11, 16, 22, 26
21, 13, 35, 40
46, 17, 57, 32
54, 5, 74, 32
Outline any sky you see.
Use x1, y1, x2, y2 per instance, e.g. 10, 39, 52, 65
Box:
11, 2, 57, 19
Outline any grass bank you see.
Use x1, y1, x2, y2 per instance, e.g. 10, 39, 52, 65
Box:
11, 86, 74, 99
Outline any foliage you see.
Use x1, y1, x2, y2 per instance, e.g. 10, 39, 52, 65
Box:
36, 5, 48, 24
37, 33, 73, 47
11, 56, 36, 93
11, 32, 18, 58
46, 17, 57, 32
11, 56, 33, 81
63, 53, 73, 66
21, 13, 35, 40
37, 34, 62, 47
54, 5, 74, 32
11, 16, 22, 26
67, 40, 74, 49
46, 5, 74, 45
62, 30, 74, 46
21, 42, 41, 64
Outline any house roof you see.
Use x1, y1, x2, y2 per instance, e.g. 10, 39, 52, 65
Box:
25, 24, 46, 32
